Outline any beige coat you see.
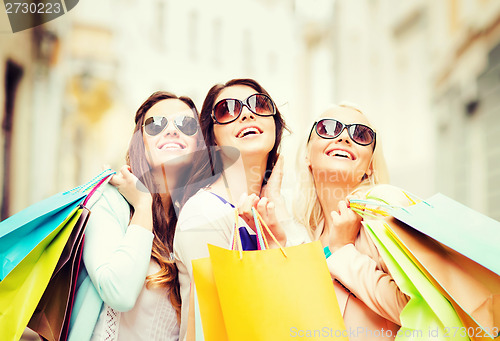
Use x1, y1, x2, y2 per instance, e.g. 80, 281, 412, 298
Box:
313, 222, 409, 341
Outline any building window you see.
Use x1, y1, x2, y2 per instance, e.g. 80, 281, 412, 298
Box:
448, 0, 460, 33
1, 60, 23, 220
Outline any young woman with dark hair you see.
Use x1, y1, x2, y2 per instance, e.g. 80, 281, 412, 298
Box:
69, 91, 204, 341
173, 79, 309, 339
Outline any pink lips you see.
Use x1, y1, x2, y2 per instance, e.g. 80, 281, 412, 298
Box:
158, 141, 186, 150
325, 148, 356, 160
235, 125, 263, 138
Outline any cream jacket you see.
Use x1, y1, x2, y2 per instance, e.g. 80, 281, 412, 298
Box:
313, 224, 409, 341
314, 184, 413, 340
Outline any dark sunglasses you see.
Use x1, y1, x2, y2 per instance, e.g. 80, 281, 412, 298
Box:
143, 115, 198, 136
308, 118, 376, 148
212, 93, 276, 125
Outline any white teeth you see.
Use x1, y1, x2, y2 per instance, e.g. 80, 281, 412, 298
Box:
327, 150, 352, 159
237, 127, 260, 138
161, 143, 184, 150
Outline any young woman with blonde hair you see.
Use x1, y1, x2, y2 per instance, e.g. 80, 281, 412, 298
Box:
295, 103, 410, 340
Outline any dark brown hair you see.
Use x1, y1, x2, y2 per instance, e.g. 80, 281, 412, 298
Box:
182, 78, 288, 203
126, 91, 201, 321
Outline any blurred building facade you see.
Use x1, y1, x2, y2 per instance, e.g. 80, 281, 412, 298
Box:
0, 0, 299, 220
2, 0, 500, 224
318, 0, 500, 220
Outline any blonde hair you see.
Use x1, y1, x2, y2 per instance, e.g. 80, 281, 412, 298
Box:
293, 103, 390, 233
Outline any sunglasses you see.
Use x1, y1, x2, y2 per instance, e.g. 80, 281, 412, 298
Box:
143, 115, 198, 136
308, 118, 376, 148
212, 93, 276, 125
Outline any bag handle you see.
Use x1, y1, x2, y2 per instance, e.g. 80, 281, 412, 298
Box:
251, 207, 287, 258
231, 207, 244, 259
64, 169, 114, 194
82, 172, 115, 207
252, 208, 268, 250
349, 188, 432, 219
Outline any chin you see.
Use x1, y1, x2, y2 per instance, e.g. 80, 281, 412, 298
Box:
236, 139, 274, 154
239, 145, 273, 158
158, 154, 193, 168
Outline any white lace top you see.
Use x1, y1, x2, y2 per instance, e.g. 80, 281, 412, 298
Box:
91, 260, 179, 341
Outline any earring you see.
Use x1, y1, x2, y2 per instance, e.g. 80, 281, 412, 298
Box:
361, 172, 375, 185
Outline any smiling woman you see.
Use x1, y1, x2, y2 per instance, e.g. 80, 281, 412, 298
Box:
294, 103, 409, 341
69, 91, 203, 341
173, 78, 310, 340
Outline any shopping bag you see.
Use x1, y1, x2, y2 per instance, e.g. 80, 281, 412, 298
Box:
209, 209, 347, 341
0, 169, 113, 341
0, 207, 81, 341
388, 193, 500, 277
186, 282, 207, 341
363, 219, 469, 341
0, 169, 114, 280
384, 217, 500, 339
351, 189, 500, 339
27, 206, 90, 341
192, 256, 228, 341
0, 192, 85, 281
192, 207, 242, 341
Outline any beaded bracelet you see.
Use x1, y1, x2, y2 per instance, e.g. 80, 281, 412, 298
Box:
323, 246, 332, 259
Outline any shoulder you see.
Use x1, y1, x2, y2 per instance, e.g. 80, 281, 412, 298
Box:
88, 183, 128, 208
177, 189, 233, 231
86, 183, 131, 225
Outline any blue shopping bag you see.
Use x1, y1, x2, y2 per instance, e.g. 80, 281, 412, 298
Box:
0, 169, 114, 281
389, 193, 500, 277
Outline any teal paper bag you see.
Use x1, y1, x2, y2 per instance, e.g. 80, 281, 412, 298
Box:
0, 169, 114, 281
390, 193, 500, 276
0, 191, 86, 280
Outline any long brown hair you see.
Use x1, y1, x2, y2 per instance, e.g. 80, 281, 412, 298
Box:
182, 78, 288, 203
126, 91, 202, 320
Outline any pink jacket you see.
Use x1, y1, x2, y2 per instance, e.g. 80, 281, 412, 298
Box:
313, 224, 409, 341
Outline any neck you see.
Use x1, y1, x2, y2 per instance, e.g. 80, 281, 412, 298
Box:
152, 164, 179, 205
313, 171, 359, 230
242, 153, 267, 196
214, 152, 268, 204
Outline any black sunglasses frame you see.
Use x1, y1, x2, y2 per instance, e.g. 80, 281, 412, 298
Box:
211, 93, 276, 125
142, 115, 198, 137
307, 118, 376, 150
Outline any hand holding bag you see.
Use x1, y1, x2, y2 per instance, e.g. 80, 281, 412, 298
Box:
208, 208, 347, 340
351, 188, 500, 339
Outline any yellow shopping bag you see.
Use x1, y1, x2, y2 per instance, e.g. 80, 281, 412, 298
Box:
194, 208, 347, 341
